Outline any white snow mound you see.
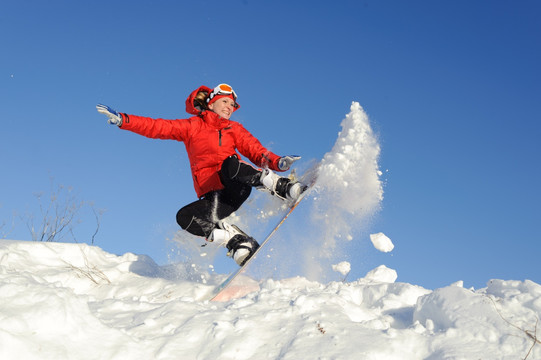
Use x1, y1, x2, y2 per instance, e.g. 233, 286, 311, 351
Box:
1, 239, 540, 360
364, 264, 398, 283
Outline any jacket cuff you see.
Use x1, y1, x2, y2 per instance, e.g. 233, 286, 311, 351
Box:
270, 154, 284, 172
119, 113, 130, 128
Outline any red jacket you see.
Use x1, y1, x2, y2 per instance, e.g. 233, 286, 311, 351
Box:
119, 110, 282, 197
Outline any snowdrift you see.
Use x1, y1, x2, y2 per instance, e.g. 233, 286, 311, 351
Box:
1, 239, 540, 360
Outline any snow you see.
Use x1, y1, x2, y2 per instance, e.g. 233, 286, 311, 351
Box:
1, 239, 540, 360
278, 102, 386, 281
364, 264, 398, 283
312, 102, 384, 247
370, 232, 395, 253
1, 103, 540, 359
332, 261, 351, 276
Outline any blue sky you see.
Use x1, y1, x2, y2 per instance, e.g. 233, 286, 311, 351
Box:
1, 0, 540, 290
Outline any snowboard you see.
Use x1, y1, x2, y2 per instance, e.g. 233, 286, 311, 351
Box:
209, 165, 319, 301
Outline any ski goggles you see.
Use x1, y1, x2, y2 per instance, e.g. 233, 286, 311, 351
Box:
207, 83, 238, 104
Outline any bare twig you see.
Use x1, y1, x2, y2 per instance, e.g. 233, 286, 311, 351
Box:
485, 295, 540, 359
21, 180, 103, 245
0, 211, 18, 240
342, 270, 351, 283
62, 245, 110, 285
24, 184, 83, 242
524, 319, 539, 360
90, 206, 104, 245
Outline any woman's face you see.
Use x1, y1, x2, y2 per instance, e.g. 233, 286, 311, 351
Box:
208, 96, 235, 120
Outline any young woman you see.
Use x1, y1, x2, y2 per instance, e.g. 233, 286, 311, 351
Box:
97, 84, 305, 266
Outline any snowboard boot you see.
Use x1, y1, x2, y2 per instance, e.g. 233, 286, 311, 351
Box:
259, 169, 308, 202
226, 234, 260, 266
206, 221, 243, 243
207, 221, 260, 266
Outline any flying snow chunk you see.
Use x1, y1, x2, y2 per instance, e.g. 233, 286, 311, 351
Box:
370, 232, 394, 253
332, 261, 351, 276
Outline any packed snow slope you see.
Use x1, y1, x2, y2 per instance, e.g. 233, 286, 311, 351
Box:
1, 239, 540, 360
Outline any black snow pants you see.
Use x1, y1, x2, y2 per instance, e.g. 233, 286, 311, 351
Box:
176, 155, 262, 238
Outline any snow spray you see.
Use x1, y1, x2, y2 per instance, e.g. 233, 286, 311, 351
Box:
302, 102, 384, 280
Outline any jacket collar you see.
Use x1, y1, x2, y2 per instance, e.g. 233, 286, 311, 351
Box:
201, 110, 230, 127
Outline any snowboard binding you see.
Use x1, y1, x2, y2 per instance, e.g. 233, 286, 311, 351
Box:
226, 234, 260, 266
259, 169, 308, 202
207, 221, 260, 266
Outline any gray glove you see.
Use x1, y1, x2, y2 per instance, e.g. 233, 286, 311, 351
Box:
278, 155, 301, 171
96, 104, 123, 126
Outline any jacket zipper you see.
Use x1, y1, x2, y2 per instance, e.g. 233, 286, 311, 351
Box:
218, 127, 232, 146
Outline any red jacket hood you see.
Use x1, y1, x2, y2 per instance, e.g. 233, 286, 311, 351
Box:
185, 85, 240, 115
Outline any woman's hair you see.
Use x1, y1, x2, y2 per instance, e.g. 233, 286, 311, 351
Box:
194, 91, 209, 111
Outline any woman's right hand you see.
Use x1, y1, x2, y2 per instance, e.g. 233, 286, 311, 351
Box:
96, 104, 123, 126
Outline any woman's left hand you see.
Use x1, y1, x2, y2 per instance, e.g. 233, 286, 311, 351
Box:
278, 155, 301, 171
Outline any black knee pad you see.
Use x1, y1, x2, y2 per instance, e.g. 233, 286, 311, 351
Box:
220, 155, 241, 183
176, 207, 191, 230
